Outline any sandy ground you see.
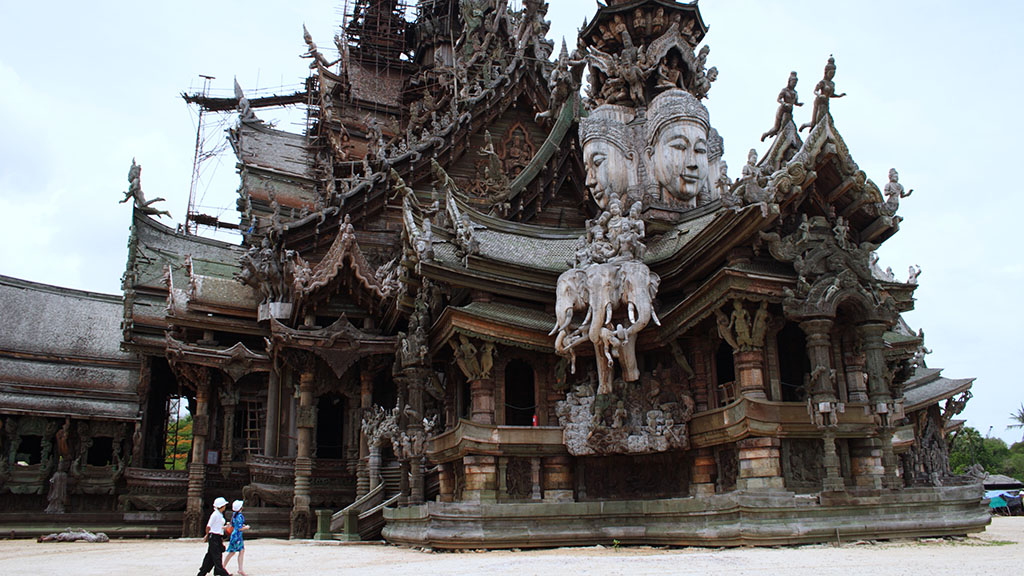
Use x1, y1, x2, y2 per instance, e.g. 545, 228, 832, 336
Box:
2, 517, 1021, 576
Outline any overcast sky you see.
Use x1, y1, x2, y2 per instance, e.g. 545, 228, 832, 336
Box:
1, 1, 1021, 444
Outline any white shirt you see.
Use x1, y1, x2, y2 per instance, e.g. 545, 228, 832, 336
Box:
207, 509, 226, 535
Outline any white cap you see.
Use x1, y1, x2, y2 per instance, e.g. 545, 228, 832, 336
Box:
213, 497, 228, 509
232, 500, 243, 512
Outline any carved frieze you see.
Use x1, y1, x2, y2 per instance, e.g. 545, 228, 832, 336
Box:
555, 366, 694, 457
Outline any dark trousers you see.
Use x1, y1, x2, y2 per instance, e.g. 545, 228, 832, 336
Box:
197, 533, 230, 576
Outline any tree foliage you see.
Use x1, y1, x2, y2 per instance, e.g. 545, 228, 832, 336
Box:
949, 426, 1024, 480
165, 413, 193, 470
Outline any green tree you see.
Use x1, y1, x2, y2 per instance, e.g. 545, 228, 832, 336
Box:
165, 413, 193, 470
1008, 404, 1024, 443
949, 426, 1002, 474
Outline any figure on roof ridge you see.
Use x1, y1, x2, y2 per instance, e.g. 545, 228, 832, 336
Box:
762, 71, 803, 142
883, 168, 913, 215
120, 159, 171, 219
799, 55, 846, 132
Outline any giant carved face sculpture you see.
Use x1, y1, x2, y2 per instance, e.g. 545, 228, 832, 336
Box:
645, 90, 711, 209
580, 105, 637, 210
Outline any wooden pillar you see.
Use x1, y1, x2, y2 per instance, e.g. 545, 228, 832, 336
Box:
290, 369, 315, 539
132, 357, 151, 467
542, 455, 573, 502
691, 343, 711, 412
368, 445, 382, 491
264, 371, 281, 457
859, 322, 899, 489
183, 378, 209, 537
357, 365, 373, 496
531, 457, 543, 500
844, 349, 869, 403
407, 368, 425, 505
690, 448, 717, 497
801, 319, 844, 491
736, 437, 784, 491
821, 431, 845, 492
734, 349, 767, 400
220, 390, 237, 478
470, 378, 495, 424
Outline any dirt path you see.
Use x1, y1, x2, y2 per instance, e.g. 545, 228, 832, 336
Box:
2, 516, 1020, 576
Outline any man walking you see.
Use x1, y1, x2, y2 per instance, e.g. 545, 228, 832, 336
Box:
196, 497, 231, 576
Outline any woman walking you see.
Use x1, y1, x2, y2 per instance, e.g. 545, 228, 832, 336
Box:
223, 499, 250, 576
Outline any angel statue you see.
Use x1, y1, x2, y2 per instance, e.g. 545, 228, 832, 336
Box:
120, 159, 171, 218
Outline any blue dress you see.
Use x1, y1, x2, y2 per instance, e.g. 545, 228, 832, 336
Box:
226, 512, 245, 552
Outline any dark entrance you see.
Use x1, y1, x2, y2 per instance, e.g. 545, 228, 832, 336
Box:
504, 360, 535, 426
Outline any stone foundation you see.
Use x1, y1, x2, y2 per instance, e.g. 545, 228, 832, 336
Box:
383, 484, 989, 549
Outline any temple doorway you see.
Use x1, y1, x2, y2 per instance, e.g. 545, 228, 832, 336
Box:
504, 360, 535, 426
316, 396, 346, 459
777, 322, 811, 402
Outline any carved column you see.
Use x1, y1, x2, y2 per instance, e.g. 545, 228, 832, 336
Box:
859, 322, 899, 489
721, 301, 772, 400
183, 373, 210, 538
800, 318, 836, 401
690, 448, 717, 497
219, 387, 238, 478
542, 455, 574, 501
821, 432, 845, 492
406, 368, 426, 505
736, 437, 784, 491
843, 349, 869, 403
264, 370, 281, 457
470, 379, 496, 424
291, 368, 315, 539
800, 318, 844, 491
734, 349, 767, 400
132, 357, 151, 467
357, 365, 374, 496
691, 342, 711, 412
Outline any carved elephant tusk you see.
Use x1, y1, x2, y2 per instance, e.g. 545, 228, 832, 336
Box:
628, 301, 638, 324
651, 307, 661, 326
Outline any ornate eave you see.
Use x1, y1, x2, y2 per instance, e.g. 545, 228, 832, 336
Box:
902, 368, 974, 412
647, 266, 791, 347
165, 334, 270, 383
766, 114, 898, 245
430, 301, 556, 356
294, 215, 387, 315
580, 0, 709, 47
267, 317, 395, 378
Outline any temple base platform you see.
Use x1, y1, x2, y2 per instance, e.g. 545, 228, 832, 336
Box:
382, 484, 990, 549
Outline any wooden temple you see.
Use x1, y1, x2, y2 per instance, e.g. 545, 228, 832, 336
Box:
0, 0, 988, 545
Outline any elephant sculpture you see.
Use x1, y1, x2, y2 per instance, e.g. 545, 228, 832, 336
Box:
550, 268, 590, 361
551, 260, 661, 396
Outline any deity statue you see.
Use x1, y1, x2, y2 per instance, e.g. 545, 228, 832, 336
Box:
580, 105, 638, 210
644, 89, 711, 209
120, 159, 171, 218
907, 265, 922, 284
234, 78, 260, 124
883, 168, 913, 215
799, 56, 846, 132
761, 71, 802, 142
